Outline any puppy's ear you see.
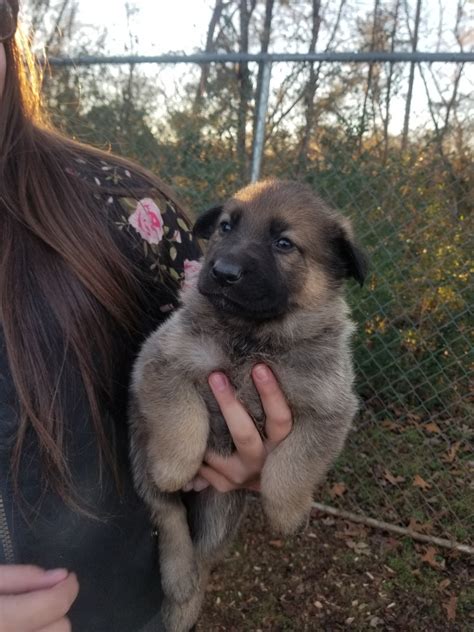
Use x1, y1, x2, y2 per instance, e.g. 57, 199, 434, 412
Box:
193, 205, 223, 240
330, 224, 368, 287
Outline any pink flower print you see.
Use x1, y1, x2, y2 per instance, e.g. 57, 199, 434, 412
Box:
182, 259, 202, 289
129, 198, 164, 245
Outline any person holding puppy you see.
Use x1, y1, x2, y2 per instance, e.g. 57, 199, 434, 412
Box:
0, 3, 293, 631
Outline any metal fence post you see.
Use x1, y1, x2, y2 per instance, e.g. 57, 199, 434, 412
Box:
250, 61, 272, 183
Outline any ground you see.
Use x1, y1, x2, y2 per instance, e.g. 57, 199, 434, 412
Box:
197, 502, 473, 632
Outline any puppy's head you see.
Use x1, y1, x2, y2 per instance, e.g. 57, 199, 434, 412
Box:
193, 180, 367, 321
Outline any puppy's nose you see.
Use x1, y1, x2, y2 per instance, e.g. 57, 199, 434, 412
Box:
211, 259, 243, 285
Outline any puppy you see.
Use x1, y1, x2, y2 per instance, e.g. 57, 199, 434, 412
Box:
129, 179, 367, 631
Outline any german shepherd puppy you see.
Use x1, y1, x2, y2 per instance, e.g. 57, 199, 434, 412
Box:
129, 179, 367, 631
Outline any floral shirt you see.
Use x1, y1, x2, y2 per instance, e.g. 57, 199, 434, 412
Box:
66, 154, 202, 314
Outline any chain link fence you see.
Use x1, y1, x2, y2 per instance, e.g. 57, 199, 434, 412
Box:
48, 52, 473, 548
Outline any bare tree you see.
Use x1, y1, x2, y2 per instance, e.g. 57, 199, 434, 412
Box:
402, 0, 422, 150
382, 0, 401, 163
358, 0, 381, 152
236, 0, 256, 182
296, 0, 321, 175
195, 0, 226, 109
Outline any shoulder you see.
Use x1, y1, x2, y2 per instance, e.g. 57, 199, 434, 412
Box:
64, 151, 202, 293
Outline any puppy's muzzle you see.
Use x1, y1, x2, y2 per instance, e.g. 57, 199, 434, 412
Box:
211, 259, 243, 285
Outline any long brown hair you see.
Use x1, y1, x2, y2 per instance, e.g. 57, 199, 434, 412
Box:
0, 29, 183, 510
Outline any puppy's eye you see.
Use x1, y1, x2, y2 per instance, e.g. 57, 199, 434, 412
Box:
274, 237, 294, 252
219, 220, 232, 234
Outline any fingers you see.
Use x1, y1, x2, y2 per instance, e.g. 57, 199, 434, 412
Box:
182, 476, 209, 492
0, 572, 79, 632
203, 366, 293, 494
197, 464, 238, 493
252, 365, 293, 446
208, 373, 265, 464
0, 565, 68, 595
203, 450, 257, 486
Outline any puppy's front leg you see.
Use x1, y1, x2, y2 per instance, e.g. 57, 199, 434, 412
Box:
139, 382, 210, 492
261, 413, 348, 534
132, 328, 210, 491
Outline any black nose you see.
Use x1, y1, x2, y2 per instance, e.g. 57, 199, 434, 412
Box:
211, 259, 243, 285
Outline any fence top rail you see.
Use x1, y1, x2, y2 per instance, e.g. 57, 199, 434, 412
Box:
46, 51, 474, 67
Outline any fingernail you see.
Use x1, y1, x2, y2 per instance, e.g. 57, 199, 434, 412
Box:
44, 568, 69, 581
209, 373, 227, 392
253, 364, 270, 382
193, 477, 209, 492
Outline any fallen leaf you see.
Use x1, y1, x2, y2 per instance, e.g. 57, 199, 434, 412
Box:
421, 546, 445, 570
382, 537, 402, 552
438, 578, 451, 591
424, 422, 441, 434
269, 539, 284, 549
330, 482, 347, 498
444, 594, 457, 621
345, 539, 371, 556
384, 469, 406, 485
381, 421, 401, 432
408, 517, 433, 534
441, 441, 462, 464
412, 474, 432, 490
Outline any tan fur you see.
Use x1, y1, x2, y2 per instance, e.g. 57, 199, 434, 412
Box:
129, 180, 366, 631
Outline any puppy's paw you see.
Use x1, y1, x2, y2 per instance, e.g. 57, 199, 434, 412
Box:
151, 458, 200, 493
161, 553, 200, 604
262, 494, 311, 535
162, 590, 205, 632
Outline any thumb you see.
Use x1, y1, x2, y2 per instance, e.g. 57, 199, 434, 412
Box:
0, 565, 69, 595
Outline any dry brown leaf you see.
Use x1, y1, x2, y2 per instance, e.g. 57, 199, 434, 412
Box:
444, 594, 457, 622
383, 537, 402, 552
412, 474, 432, 490
384, 469, 406, 485
424, 422, 441, 434
381, 421, 401, 432
421, 546, 445, 570
330, 482, 347, 498
438, 578, 451, 592
441, 441, 462, 464
269, 539, 284, 549
408, 517, 433, 534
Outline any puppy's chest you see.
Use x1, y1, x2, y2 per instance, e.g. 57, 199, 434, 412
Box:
196, 336, 272, 456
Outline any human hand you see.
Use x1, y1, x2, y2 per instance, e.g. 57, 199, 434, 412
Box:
183, 364, 293, 493
0, 565, 79, 632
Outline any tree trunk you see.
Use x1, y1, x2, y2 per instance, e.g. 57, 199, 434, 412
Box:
236, 0, 255, 182
402, 0, 422, 151
358, 0, 380, 153
195, 0, 226, 110
382, 0, 401, 163
297, 0, 322, 176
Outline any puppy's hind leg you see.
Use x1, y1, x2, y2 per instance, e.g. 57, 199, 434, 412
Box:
187, 487, 247, 561
150, 491, 200, 605
161, 490, 247, 632
161, 564, 210, 632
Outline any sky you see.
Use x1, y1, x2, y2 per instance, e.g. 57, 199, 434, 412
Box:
74, 0, 213, 55
72, 0, 470, 56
